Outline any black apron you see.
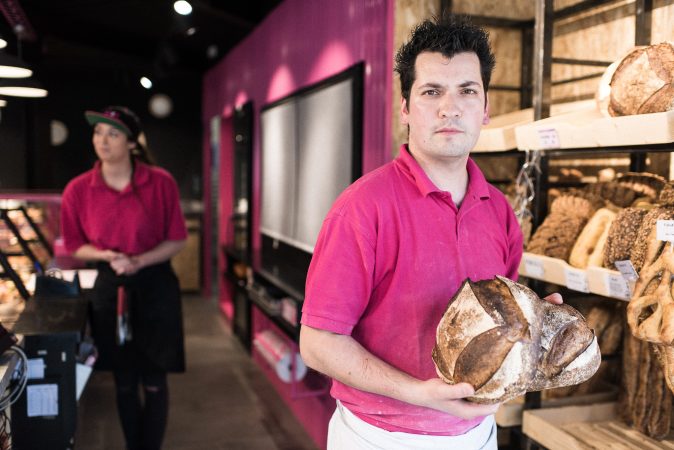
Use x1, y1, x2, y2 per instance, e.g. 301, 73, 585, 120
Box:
90, 261, 185, 373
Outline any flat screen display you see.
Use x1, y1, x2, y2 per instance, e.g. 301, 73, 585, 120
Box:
260, 64, 362, 254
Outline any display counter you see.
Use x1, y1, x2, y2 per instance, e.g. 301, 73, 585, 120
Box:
7, 295, 89, 450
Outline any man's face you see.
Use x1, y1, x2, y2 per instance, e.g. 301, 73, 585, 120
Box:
401, 51, 490, 162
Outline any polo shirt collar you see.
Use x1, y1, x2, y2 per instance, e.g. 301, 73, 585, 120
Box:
396, 144, 491, 200
90, 159, 151, 190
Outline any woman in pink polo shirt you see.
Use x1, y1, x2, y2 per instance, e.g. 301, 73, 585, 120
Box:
61, 106, 187, 450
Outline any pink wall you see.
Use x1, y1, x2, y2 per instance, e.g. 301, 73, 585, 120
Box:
202, 0, 394, 447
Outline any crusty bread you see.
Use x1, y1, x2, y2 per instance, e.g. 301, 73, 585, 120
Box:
433, 276, 600, 404
609, 42, 674, 117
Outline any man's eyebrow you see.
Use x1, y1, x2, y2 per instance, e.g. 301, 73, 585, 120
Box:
416, 82, 444, 89
459, 80, 482, 88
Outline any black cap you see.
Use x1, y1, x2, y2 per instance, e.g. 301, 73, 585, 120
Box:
84, 106, 142, 141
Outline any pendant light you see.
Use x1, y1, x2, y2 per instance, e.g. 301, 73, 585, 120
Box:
0, 78, 47, 98
0, 50, 32, 78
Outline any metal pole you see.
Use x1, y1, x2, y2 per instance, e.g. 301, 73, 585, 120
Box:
533, 0, 553, 121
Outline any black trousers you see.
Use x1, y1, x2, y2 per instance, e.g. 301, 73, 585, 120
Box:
113, 368, 168, 450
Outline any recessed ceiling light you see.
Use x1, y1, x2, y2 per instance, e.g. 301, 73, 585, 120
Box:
186, 27, 197, 36
140, 77, 153, 89
173, 1, 192, 15
0, 38, 6, 49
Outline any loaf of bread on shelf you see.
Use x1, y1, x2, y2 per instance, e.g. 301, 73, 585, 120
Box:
603, 207, 649, 269
619, 333, 673, 440
527, 191, 604, 261
609, 42, 674, 117
569, 208, 617, 269
617, 172, 667, 201
585, 181, 641, 208
658, 182, 674, 207
432, 276, 600, 404
629, 207, 674, 272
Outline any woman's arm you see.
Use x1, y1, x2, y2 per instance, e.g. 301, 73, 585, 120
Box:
299, 324, 500, 420
72, 244, 123, 263
110, 239, 186, 275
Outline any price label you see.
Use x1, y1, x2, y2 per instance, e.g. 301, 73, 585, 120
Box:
605, 273, 631, 300
564, 267, 589, 293
614, 260, 639, 281
523, 255, 545, 278
657, 220, 674, 242
537, 128, 561, 149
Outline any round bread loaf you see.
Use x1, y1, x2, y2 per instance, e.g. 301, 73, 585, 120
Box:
432, 276, 600, 404
609, 42, 674, 117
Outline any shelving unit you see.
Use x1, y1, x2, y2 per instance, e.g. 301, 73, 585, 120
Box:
496, 1, 674, 449
0, 208, 46, 275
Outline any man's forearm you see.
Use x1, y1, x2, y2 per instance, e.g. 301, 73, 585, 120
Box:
300, 325, 422, 405
299, 324, 501, 419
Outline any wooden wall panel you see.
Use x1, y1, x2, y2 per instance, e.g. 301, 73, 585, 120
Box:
452, 0, 533, 19
489, 27, 523, 87
552, 1, 635, 103
391, 0, 440, 157
652, 0, 674, 43
489, 91, 521, 117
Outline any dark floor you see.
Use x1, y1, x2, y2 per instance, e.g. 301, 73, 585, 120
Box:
74, 295, 320, 450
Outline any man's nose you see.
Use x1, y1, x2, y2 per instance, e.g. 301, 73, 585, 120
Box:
439, 95, 462, 118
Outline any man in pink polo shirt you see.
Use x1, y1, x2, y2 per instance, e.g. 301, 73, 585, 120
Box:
300, 15, 561, 449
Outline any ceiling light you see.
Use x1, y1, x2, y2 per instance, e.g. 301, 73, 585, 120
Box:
140, 77, 153, 89
0, 78, 48, 98
0, 51, 32, 78
186, 27, 197, 36
173, 1, 192, 15
0, 99, 6, 107
0, 38, 6, 49
206, 45, 218, 59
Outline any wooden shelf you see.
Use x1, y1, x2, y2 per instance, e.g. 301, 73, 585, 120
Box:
519, 252, 631, 301
475, 100, 595, 152
496, 387, 618, 428
522, 402, 674, 449
514, 109, 674, 151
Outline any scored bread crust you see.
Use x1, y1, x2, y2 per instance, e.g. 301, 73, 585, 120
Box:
433, 276, 600, 404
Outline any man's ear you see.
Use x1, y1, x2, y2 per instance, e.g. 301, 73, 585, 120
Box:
400, 96, 409, 125
483, 95, 491, 125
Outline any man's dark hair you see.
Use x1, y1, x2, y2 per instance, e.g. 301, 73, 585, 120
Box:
395, 14, 496, 106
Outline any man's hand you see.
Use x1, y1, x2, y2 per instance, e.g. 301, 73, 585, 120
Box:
543, 292, 563, 305
413, 378, 500, 420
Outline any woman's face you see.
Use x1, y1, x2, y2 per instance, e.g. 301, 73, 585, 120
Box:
92, 123, 135, 164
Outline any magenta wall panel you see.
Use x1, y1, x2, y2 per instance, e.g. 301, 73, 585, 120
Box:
202, 0, 395, 447
203, 0, 394, 252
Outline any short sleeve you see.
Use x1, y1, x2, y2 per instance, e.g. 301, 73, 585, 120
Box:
302, 212, 376, 335
504, 205, 524, 281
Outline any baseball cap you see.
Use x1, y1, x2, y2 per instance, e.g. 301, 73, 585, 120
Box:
84, 106, 142, 141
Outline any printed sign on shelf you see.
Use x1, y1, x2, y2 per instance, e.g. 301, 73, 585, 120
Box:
656, 220, 674, 242
605, 272, 631, 300
564, 267, 589, 293
523, 255, 545, 279
536, 128, 561, 149
614, 260, 639, 282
